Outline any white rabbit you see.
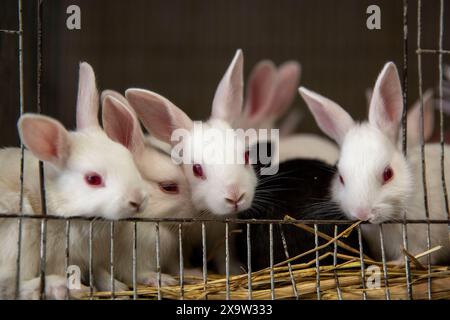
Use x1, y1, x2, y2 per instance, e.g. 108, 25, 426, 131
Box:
101, 90, 203, 286
237, 59, 340, 164
0, 62, 148, 299
125, 51, 258, 275
299, 62, 450, 265
125, 50, 257, 217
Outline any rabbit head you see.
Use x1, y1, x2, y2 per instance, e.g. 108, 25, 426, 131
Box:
300, 62, 414, 223
17, 62, 148, 220
101, 90, 196, 219
126, 50, 257, 216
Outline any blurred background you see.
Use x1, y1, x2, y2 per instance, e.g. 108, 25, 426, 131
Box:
0, 0, 449, 147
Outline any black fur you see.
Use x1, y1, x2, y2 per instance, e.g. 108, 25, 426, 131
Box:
234, 156, 364, 271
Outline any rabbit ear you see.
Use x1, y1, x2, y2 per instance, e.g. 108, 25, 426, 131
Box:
101, 89, 129, 107
76, 62, 100, 130
407, 89, 435, 145
18, 114, 71, 168
125, 88, 193, 144
102, 94, 145, 157
368, 62, 403, 143
299, 87, 355, 145
267, 61, 301, 120
211, 49, 244, 123
242, 60, 277, 122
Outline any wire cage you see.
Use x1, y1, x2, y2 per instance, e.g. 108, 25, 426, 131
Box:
0, 0, 450, 300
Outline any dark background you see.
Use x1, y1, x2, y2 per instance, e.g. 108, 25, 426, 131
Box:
0, 0, 449, 147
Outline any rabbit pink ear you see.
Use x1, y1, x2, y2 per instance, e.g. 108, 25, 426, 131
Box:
243, 60, 277, 121
101, 89, 129, 106
102, 94, 145, 157
368, 62, 403, 143
125, 88, 193, 144
407, 89, 435, 146
267, 61, 301, 120
76, 62, 100, 130
18, 114, 71, 168
211, 49, 244, 123
299, 87, 354, 145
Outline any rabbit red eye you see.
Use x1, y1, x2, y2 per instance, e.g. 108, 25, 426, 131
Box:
85, 173, 104, 187
382, 166, 394, 184
159, 182, 179, 194
244, 151, 250, 165
339, 175, 344, 185
193, 164, 205, 179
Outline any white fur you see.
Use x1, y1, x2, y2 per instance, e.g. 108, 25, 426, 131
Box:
277, 134, 339, 164
354, 143, 450, 264
0, 62, 148, 299
367, 87, 436, 147
102, 90, 199, 286
301, 62, 450, 264
126, 50, 257, 217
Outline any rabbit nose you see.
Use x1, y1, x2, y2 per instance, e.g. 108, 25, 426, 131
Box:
129, 201, 140, 211
129, 192, 147, 212
225, 192, 246, 206
355, 208, 370, 221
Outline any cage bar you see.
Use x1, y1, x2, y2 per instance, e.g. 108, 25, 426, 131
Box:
402, 221, 413, 299
416, 49, 450, 55
438, 0, 450, 222
2, 213, 449, 224
0, 29, 22, 34
402, 0, 409, 154
201, 222, 208, 299
110, 221, 115, 299
14, 0, 25, 301
64, 220, 70, 300
332, 225, 342, 300
132, 221, 137, 300
246, 223, 252, 300
156, 222, 162, 300
36, 0, 48, 300
416, 0, 434, 299
225, 222, 230, 300
178, 223, 184, 300
314, 224, 321, 300
269, 223, 275, 300
279, 224, 299, 299
379, 225, 391, 300
89, 221, 94, 299
357, 226, 367, 300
